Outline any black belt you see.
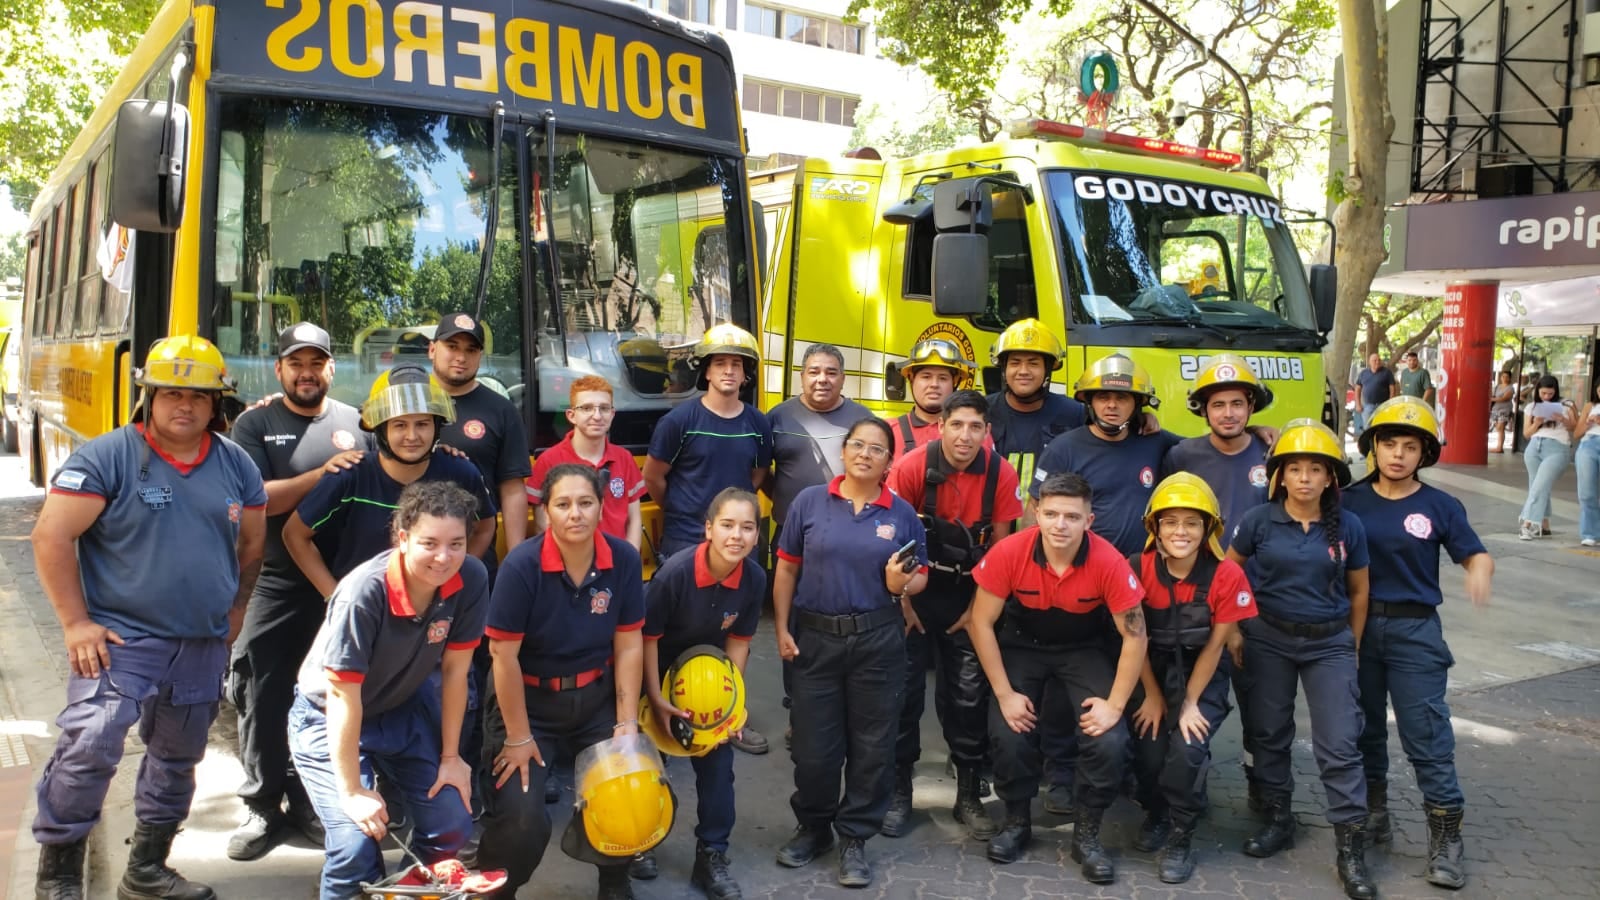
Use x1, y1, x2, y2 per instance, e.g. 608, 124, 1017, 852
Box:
794, 605, 901, 636
1368, 601, 1437, 619
1259, 612, 1348, 639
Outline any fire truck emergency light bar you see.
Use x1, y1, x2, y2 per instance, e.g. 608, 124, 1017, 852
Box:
1011, 119, 1243, 169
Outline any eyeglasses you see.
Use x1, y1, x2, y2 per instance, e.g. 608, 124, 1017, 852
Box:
573, 404, 615, 417
844, 438, 891, 459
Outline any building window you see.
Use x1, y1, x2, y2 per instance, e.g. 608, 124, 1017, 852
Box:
744, 3, 779, 36
636, 0, 712, 25
742, 78, 857, 126
747, 4, 863, 53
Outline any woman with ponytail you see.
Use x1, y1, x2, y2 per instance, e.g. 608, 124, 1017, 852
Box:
1226, 420, 1376, 900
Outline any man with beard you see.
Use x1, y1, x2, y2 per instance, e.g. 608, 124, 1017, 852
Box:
1159, 355, 1277, 820
226, 323, 367, 860
888, 339, 979, 461
427, 313, 531, 573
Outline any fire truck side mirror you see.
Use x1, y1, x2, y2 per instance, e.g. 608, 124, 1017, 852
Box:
931, 233, 990, 317
1309, 264, 1337, 333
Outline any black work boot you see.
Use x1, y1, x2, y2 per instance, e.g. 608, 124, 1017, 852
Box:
690, 843, 742, 900
1133, 807, 1171, 852
880, 769, 914, 838
628, 849, 658, 880
597, 862, 634, 900
117, 822, 215, 900
1423, 805, 1466, 889
1070, 805, 1115, 884
226, 805, 283, 861
1158, 824, 1197, 884
836, 838, 871, 888
1242, 794, 1296, 858
953, 765, 997, 840
35, 838, 87, 900
1334, 820, 1378, 900
775, 824, 834, 868
1245, 765, 1267, 816
985, 803, 1032, 863
1367, 780, 1393, 845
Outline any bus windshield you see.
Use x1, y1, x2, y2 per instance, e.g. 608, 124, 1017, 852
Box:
211, 96, 750, 449
1045, 170, 1318, 344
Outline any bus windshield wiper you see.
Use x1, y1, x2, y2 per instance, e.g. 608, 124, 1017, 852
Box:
472, 102, 505, 321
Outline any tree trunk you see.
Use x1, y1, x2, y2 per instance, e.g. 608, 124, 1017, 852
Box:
1325, 0, 1395, 436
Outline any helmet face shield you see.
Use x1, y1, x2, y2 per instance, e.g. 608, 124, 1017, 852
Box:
902, 339, 976, 387
361, 378, 455, 431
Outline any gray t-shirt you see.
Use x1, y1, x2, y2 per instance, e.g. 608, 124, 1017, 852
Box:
1398, 366, 1433, 399
767, 396, 874, 522
230, 398, 366, 595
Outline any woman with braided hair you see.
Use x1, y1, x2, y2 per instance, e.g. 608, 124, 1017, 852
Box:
1226, 420, 1376, 900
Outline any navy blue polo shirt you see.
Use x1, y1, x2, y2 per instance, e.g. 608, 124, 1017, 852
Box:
1342, 481, 1485, 607
487, 532, 645, 680
1162, 434, 1271, 545
1031, 426, 1183, 555
1229, 499, 1370, 623
298, 549, 489, 716
777, 476, 928, 615
296, 453, 496, 581
648, 400, 774, 545
643, 542, 766, 669
986, 391, 1084, 486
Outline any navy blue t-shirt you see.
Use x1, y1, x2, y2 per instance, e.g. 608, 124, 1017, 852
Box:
1357, 367, 1396, 406
777, 477, 928, 616
1229, 500, 1370, 622
643, 541, 766, 669
648, 400, 774, 545
1031, 426, 1182, 555
1162, 434, 1271, 545
296, 453, 496, 581
986, 391, 1085, 487
1342, 481, 1485, 607
487, 533, 645, 679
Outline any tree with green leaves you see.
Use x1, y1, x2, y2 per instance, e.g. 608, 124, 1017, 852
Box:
1, 0, 163, 212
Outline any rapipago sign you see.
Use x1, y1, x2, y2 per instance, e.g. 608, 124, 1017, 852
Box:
1405, 190, 1600, 270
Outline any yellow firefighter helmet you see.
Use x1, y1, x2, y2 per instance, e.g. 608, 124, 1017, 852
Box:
1358, 395, 1442, 470
1072, 353, 1159, 408
1143, 472, 1226, 559
1267, 418, 1352, 494
991, 318, 1064, 371
1187, 354, 1273, 415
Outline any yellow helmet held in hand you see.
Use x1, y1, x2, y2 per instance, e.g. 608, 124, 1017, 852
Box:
1072, 353, 1159, 408
1187, 354, 1273, 416
136, 335, 236, 394
1143, 473, 1226, 559
1358, 395, 1442, 470
640, 646, 749, 758
360, 363, 455, 432
692, 323, 760, 389
991, 318, 1064, 371
566, 733, 676, 860
1267, 418, 1352, 495
899, 338, 976, 387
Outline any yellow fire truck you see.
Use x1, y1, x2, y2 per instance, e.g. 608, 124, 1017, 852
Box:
751, 120, 1338, 433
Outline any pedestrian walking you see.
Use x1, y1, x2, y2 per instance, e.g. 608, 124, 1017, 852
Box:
1518, 375, 1575, 540
1127, 473, 1257, 884
1345, 396, 1494, 889
31, 336, 267, 900
1227, 420, 1377, 900
1576, 380, 1600, 547
287, 481, 488, 900
1398, 351, 1435, 405
474, 464, 646, 899
1489, 371, 1515, 454
772, 417, 928, 888
1354, 354, 1397, 434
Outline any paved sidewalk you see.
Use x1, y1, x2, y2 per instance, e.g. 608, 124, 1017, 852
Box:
1, 451, 1597, 899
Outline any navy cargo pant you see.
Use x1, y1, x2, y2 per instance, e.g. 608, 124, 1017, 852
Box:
476, 674, 619, 894
229, 585, 323, 815
1133, 648, 1233, 830
34, 636, 225, 844
1357, 611, 1463, 807
990, 643, 1128, 812
680, 744, 737, 852
1242, 617, 1368, 824
289, 689, 471, 900
789, 610, 906, 840
896, 572, 989, 772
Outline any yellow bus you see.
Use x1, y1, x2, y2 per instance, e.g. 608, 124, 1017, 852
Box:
17, 0, 763, 517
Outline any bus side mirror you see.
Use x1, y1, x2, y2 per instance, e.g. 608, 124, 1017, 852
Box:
931, 232, 989, 317
111, 100, 190, 234
1309, 264, 1337, 333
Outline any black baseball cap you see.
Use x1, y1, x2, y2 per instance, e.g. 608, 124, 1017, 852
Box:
433, 312, 485, 347
278, 322, 332, 358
